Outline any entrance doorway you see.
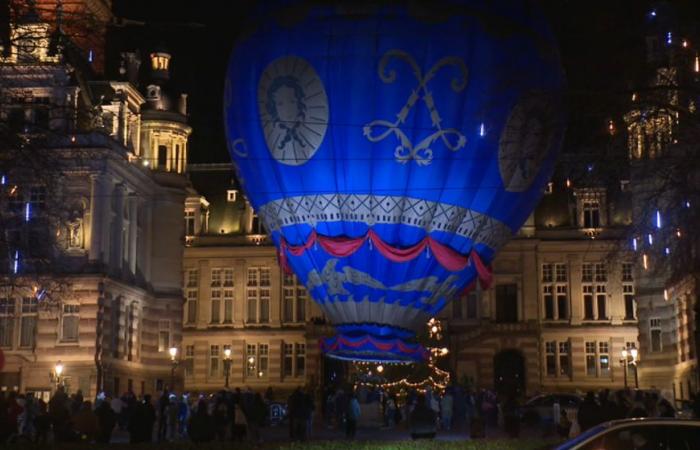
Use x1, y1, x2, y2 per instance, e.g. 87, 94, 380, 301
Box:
493, 349, 525, 398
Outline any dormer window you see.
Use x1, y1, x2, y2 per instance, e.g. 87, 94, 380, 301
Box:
227, 190, 238, 203
150, 52, 170, 71
574, 188, 606, 230
147, 85, 160, 99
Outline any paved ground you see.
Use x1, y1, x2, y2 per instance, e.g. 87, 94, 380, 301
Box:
111, 420, 555, 444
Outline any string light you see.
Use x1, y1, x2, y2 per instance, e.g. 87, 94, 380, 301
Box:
682, 39, 689, 48
665, 247, 670, 255
632, 237, 638, 251
566, 178, 571, 188
664, 289, 669, 301
647, 234, 653, 245
608, 119, 615, 135
24, 202, 31, 222
13, 251, 19, 274
677, 228, 682, 238
695, 55, 699, 73
655, 210, 662, 228
0, 175, 5, 185
479, 123, 485, 137
667, 32, 673, 45
642, 253, 649, 270
632, 93, 637, 102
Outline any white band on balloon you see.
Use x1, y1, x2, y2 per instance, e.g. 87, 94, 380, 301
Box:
258, 194, 512, 250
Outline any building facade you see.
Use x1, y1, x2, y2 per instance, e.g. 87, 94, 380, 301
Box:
0, 11, 189, 399
182, 162, 637, 396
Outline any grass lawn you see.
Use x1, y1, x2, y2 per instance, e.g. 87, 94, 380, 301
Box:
4, 439, 556, 450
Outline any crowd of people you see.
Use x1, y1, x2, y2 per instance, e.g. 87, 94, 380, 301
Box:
0, 385, 315, 444
2, 383, 700, 444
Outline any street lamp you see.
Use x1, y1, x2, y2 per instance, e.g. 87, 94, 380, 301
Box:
223, 348, 232, 389
53, 361, 64, 388
621, 347, 640, 389
168, 347, 179, 391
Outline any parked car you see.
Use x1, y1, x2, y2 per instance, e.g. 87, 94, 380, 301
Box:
521, 394, 582, 425
554, 418, 700, 449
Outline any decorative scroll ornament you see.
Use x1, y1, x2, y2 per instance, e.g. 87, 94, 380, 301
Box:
363, 50, 468, 166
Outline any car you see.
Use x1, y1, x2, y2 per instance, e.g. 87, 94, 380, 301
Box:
521, 393, 582, 425
554, 418, 700, 449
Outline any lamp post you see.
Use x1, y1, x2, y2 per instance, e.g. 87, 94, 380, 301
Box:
621, 346, 640, 389
168, 347, 178, 391
53, 361, 64, 389
223, 348, 232, 389
630, 347, 639, 389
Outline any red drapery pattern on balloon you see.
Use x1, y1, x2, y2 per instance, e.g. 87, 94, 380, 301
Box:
278, 229, 493, 289
320, 334, 430, 361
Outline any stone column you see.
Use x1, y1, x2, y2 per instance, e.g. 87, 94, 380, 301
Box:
110, 184, 126, 271
569, 254, 583, 325
87, 174, 105, 261
128, 194, 138, 275
269, 339, 283, 383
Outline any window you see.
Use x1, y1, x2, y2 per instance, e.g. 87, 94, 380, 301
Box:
582, 264, 593, 282
545, 340, 571, 378
542, 264, 553, 282
495, 284, 518, 323
295, 343, 306, 376
0, 298, 15, 348
223, 268, 234, 287
595, 264, 607, 282
283, 274, 307, 323
559, 341, 570, 376
623, 284, 635, 320
185, 289, 197, 324
544, 286, 554, 320
596, 285, 607, 320
223, 289, 234, 323
583, 201, 600, 228
184, 345, 195, 378
227, 190, 238, 202
20, 297, 37, 348
258, 344, 269, 378
246, 344, 257, 377
61, 304, 80, 343
29, 186, 46, 209
158, 320, 170, 352
599, 342, 610, 376
542, 264, 568, 320
187, 269, 198, 287
283, 343, 293, 377
211, 269, 222, 287
211, 289, 221, 324
246, 267, 271, 324
585, 342, 597, 376
650, 318, 662, 352
185, 210, 195, 236
452, 295, 463, 319
622, 263, 633, 282
582, 263, 607, 320
544, 182, 553, 194
545, 341, 556, 376
210, 345, 220, 377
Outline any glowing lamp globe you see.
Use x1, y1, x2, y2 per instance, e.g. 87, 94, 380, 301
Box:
225, 1, 565, 362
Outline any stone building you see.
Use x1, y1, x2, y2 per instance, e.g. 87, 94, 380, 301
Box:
0, 9, 190, 399
181, 161, 637, 396
627, 5, 700, 402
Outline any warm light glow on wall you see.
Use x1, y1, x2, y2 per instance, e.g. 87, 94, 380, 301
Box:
151, 53, 170, 71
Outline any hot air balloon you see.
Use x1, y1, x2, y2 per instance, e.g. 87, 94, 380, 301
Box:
224, 1, 565, 362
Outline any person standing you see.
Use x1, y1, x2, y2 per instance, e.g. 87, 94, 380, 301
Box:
95, 399, 116, 444
346, 393, 360, 439
440, 391, 454, 431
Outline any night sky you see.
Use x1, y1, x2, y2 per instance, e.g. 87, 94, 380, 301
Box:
109, 0, 700, 164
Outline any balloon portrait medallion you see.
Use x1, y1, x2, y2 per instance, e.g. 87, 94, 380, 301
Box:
258, 56, 328, 166
498, 92, 559, 192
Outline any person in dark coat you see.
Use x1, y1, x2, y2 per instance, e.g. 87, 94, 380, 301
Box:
188, 399, 214, 443
129, 395, 156, 443
409, 394, 436, 439
95, 399, 117, 443
577, 392, 600, 432
288, 387, 305, 441
48, 387, 71, 442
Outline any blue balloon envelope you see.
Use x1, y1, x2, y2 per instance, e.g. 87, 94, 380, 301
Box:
225, 1, 565, 362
